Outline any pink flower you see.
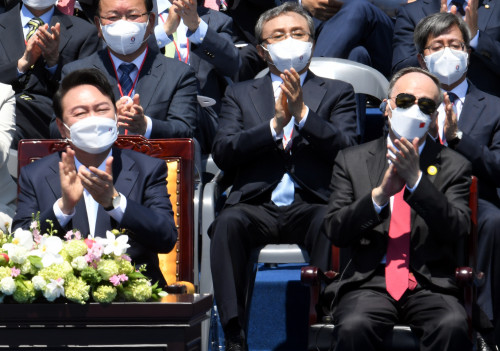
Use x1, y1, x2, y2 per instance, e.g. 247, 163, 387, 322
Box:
84, 238, 95, 249
32, 230, 42, 244
29, 221, 38, 231
10, 267, 20, 277
120, 254, 132, 262
109, 274, 128, 286
64, 231, 73, 241
74, 231, 81, 240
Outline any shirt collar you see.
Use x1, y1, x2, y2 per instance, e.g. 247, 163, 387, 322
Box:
270, 71, 307, 87
21, 4, 55, 28
441, 78, 468, 102
386, 135, 426, 160
108, 48, 147, 72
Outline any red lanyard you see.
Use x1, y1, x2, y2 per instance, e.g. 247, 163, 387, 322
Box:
159, 13, 190, 64
108, 46, 149, 98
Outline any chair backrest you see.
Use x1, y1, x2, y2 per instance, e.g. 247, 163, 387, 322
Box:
17, 136, 195, 285
254, 57, 389, 101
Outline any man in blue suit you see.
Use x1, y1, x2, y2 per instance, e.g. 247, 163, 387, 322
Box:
0, 0, 99, 146
393, 0, 500, 97
13, 68, 178, 287
60, 0, 198, 140
415, 12, 500, 346
209, 3, 357, 350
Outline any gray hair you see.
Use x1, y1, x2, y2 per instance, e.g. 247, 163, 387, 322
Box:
388, 67, 444, 105
255, 2, 315, 44
414, 12, 471, 54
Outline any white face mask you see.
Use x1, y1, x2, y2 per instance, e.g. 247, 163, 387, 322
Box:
262, 37, 313, 73
424, 48, 468, 86
23, 0, 56, 10
65, 116, 118, 154
388, 103, 431, 141
100, 20, 149, 55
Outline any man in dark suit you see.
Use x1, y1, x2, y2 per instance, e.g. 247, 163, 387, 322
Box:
392, 0, 500, 97
13, 68, 178, 287
414, 12, 500, 346
60, 0, 198, 139
0, 0, 99, 147
322, 67, 472, 351
209, 3, 357, 350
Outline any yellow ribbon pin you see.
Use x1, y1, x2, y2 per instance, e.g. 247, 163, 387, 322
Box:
427, 165, 438, 176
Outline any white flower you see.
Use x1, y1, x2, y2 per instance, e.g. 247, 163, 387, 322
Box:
31, 236, 64, 267
71, 256, 88, 271
3, 228, 34, 263
43, 278, 65, 302
98, 232, 130, 256
0, 277, 16, 295
32, 276, 47, 291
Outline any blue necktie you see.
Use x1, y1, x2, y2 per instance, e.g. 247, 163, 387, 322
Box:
271, 118, 295, 207
448, 91, 459, 105
118, 63, 136, 96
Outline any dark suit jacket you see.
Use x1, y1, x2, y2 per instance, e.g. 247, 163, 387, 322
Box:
0, 5, 99, 95
453, 81, 500, 203
12, 148, 178, 286
392, 0, 500, 97
322, 137, 472, 303
212, 72, 358, 205
187, 7, 240, 113
62, 48, 198, 139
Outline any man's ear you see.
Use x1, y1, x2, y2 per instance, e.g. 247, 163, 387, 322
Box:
417, 53, 427, 69
256, 43, 266, 62
56, 118, 69, 139
94, 16, 103, 39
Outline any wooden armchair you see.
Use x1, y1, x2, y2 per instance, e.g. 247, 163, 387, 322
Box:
17, 136, 195, 292
301, 176, 485, 350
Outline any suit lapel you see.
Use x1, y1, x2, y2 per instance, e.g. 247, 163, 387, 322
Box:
99, 50, 122, 99
478, 0, 494, 32
367, 137, 388, 190
134, 48, 163, 109
423, 0, 440, 16
0, 7, 26, 61
459, 82, 486, 135
250, 75, 275, 123
51, 10, 71, 54
302, 71, 327, 117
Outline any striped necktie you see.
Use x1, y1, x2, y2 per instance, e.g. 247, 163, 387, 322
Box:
118, 63, 136, 96
26, 17, 44, 41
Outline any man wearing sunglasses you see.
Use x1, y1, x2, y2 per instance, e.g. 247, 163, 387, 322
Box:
321, 66, 473, 351
415, 12, 500, 347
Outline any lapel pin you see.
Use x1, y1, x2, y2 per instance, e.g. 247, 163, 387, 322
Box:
427, 165, 438, 176
485, 4, 490, 8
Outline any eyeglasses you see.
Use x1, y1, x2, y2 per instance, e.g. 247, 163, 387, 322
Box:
390, 93, 437, 115
424, 40, 466, 54
264, 30, 311, 44
100, 12, 149, 23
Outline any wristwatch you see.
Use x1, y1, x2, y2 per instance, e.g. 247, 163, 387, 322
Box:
447, 130, 463, 149
104, 193, 121, 211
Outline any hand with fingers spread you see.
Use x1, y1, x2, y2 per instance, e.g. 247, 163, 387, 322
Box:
18, 34, 42, 73
36, 23, 60, 68
372, 163, 406, 206
78, 156, 117, 209
440, 0, 449, 13
163, 5, 181, 36
388, 137, 422, 188
443, 92, 459, 142
280, 68, 307, 122
116, 94, 147, 135
58, 147, 84, 214
465, 0, 478, 39
173, 0, 201, 32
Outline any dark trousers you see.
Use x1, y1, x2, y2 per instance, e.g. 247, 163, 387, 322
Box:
209, 196, 331, 329
332, 282, 472, 351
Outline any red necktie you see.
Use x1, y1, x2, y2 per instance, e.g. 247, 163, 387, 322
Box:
56, 0, 75, 15
385, 187, 411, 300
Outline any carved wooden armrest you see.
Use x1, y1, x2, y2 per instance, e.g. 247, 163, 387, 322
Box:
301, 266, 338, 286
455, 267, 484, 288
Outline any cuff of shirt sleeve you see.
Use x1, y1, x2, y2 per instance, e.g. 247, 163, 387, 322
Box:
406, 172, 422, 193
144, 116, 153, 138
372, 197, 387, 214
154, 24, 173, 48
469, 31, 479, 49
46, 63, 57, 75
270, 119, 284, 141
295, 106, 309, 129
53, 199, 75, 228
106, 192, 127, 224
187, 19, 208, 44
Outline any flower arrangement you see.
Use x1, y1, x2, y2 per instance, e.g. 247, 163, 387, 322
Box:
0, 216, 166, 304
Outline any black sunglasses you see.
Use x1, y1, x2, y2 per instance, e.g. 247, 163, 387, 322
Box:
391, 93, 437, 115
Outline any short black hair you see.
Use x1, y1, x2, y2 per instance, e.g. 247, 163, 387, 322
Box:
96, 0, 153, 14
53, 68, 116, 120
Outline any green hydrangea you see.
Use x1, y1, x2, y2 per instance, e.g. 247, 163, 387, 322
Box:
0, 266, 11, 280
124, 279, 152, 302
59, 249, 72, 263
20, 260, 36, 275
118, 260, 134, 275
38, 261, 73, 281
97, 260, 119, 280
64, 240, 88, 259
64, 276, 90, 304
80, 267, 102, 285
92, 284, 117, 303
13, 280, 36, 303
